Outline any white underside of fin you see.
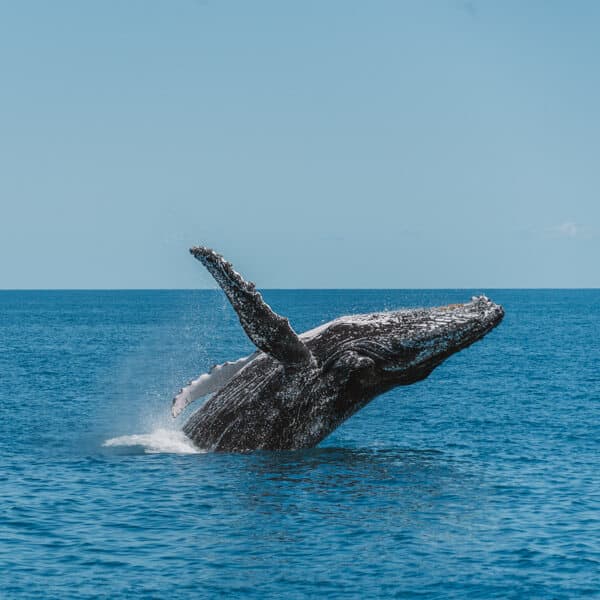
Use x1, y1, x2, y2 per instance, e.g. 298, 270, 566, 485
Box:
172, 352, 259, 418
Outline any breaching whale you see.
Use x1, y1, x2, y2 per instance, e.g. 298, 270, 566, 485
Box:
173, 247, 504, 452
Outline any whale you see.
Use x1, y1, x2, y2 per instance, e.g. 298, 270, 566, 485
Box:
173, 247, 504, 452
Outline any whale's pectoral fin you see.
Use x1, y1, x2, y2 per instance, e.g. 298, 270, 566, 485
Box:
190, 247, 313, 366
172, 352, 259, 418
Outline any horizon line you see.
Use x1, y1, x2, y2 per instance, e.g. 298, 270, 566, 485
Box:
1, 287, 599, 292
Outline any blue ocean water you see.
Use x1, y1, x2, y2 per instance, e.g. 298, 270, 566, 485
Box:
1, 289, 599, 599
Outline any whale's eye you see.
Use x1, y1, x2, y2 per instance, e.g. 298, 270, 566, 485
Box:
324, 350, 375, 374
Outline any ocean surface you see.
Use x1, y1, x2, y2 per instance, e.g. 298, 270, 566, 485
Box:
1, 289, 599, 599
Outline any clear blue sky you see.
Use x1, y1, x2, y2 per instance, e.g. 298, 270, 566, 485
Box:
1, 1, 599, 288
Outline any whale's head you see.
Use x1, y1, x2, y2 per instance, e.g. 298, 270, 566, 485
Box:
313, 295, 504, 390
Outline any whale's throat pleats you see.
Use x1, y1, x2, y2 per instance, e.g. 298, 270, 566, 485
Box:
190, 247, 314, 366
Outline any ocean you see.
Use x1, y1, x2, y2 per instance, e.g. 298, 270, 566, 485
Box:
1, 289, 598, 598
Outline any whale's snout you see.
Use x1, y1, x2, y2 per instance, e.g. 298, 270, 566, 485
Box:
466, 295, 505, 333
430, 295, 504, 359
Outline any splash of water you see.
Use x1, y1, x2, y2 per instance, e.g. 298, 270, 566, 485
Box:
103, 428, 202, 454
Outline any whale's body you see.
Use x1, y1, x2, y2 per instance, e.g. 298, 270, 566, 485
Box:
174, 247, 504, 452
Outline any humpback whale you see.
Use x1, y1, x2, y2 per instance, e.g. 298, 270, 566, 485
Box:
173, 247, 504, 452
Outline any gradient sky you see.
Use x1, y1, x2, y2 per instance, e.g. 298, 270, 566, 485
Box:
1, 1, 599, 288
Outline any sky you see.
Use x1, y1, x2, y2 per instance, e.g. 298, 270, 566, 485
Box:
1, 0, 599, 289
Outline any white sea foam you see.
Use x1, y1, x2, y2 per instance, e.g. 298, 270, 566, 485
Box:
103, 428, 202, 454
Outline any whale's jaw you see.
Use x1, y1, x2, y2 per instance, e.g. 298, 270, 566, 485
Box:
382, 295, 504, 373
304, 295, 503, 386
368, 296, 504, 391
